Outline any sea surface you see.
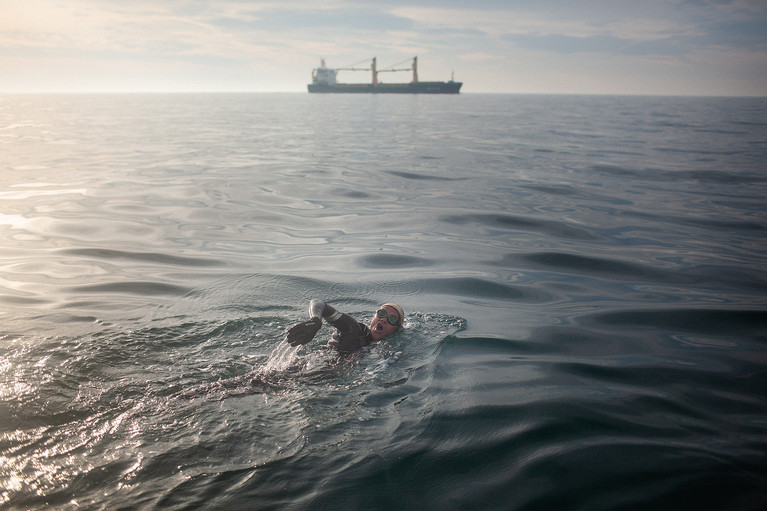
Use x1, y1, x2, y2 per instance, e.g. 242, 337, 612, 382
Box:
1, 93, 766, 510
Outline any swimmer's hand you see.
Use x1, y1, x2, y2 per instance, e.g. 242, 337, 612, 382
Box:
285, 317, 322, 346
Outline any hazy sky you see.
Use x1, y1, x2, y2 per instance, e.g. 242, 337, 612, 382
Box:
2, 0, 766, 95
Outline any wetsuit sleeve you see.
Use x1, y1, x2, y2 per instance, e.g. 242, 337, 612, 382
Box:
310, 299, 353, 331
309, 299, 342, 322
309, 299, 368, 351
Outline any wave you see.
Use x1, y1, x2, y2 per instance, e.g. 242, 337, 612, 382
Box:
60, 248, 226, 267
582, 307, 767, 336
440, 213, 597, 241
0, 312, 465, 509
148, 327, 767, 511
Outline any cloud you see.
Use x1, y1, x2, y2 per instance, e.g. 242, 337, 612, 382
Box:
459, 52, 505, 62
212, 7, 414, 32
701, 18, 767, 49
505, 33, 691, 57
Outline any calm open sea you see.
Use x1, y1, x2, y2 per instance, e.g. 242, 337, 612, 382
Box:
1, 93, 766, 510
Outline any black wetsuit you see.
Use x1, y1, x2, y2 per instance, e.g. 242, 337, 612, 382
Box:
317, 303, 374, 352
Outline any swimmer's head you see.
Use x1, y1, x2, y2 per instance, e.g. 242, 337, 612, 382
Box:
369, 303, 404, 341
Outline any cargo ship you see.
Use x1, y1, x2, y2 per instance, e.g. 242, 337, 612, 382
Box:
308, 57, 462, 94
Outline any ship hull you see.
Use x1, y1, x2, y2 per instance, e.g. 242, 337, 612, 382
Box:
308, 81, 462, 94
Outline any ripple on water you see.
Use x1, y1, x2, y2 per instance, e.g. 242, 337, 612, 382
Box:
356, 253, 435, 268
389, 170, 468, 181
583, 307, 767, 336
60, 248, 226, 268
439, 213, 598, 241
67, 281, 195, 296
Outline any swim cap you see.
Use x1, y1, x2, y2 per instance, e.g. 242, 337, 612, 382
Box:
381, 303, 404, 327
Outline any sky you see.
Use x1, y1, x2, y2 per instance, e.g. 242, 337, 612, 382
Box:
1, 0, 766, 95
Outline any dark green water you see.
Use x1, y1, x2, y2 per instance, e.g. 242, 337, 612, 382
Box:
1, 94, 766, 510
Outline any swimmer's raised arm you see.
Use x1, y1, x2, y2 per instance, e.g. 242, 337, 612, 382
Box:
309, 299, 343, 322
285, 299, 342, 346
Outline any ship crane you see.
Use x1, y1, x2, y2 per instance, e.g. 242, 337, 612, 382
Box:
318, 57, 420, 85
377, 57, 419, 84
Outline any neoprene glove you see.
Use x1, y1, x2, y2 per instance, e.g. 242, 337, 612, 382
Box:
285, 317, 322, 346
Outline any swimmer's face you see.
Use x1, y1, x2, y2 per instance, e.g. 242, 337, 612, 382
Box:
369, 305, 401, 341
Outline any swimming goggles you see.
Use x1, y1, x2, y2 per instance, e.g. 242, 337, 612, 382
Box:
376, 309, 400, 327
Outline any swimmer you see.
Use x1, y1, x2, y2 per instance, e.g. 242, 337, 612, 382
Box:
285, 299, 404, 352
